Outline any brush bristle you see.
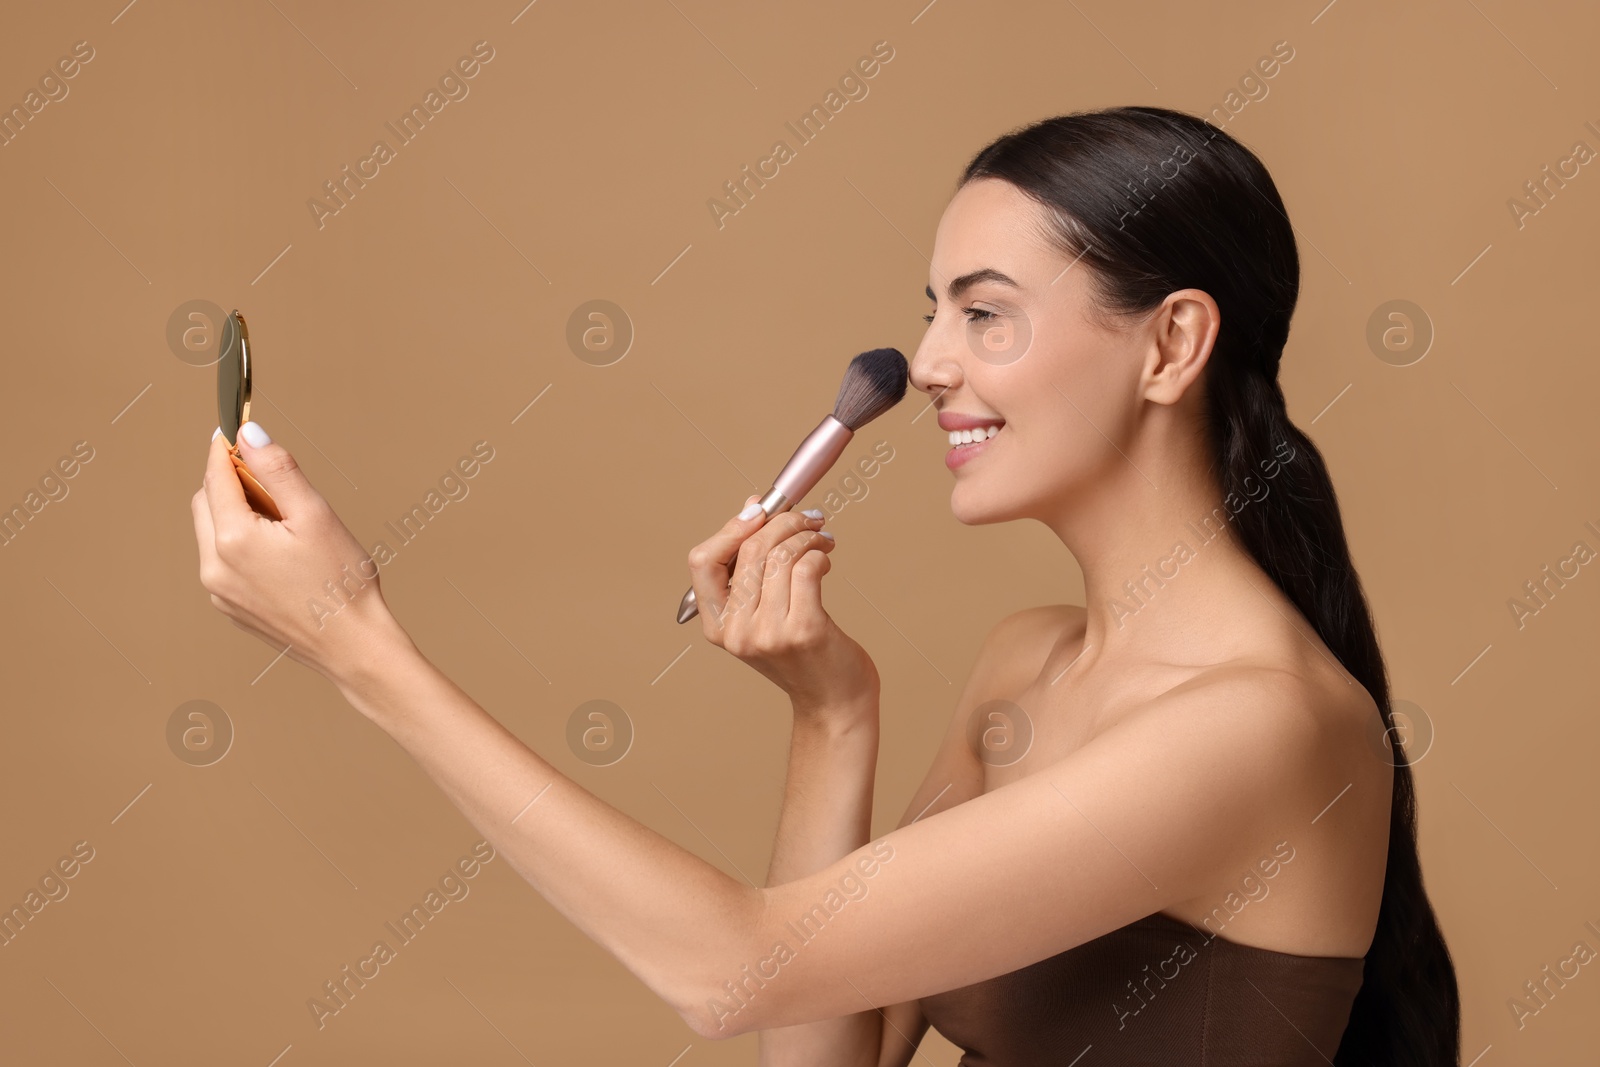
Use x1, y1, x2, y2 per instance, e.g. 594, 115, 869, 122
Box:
832, 348, 909, 430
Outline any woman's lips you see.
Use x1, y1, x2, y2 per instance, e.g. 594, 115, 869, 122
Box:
945, 426, 999, 470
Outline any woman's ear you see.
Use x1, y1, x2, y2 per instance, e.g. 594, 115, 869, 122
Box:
1142, 288, 1220, 406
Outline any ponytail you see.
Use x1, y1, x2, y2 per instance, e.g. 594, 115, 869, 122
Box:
1216, 370, 1461, 1065
960, 106, 1461, 1064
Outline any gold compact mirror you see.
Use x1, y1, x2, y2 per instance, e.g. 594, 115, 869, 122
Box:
217, 309, 283, 521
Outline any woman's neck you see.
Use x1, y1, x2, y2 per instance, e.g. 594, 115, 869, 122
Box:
1044, 429, 1283, 665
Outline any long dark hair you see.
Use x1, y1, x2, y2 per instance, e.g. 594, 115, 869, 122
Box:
959, 107, 1459, 1064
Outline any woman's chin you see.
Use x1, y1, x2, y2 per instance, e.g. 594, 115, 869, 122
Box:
949, 483, 1011, 526
952, 465, 1051, 525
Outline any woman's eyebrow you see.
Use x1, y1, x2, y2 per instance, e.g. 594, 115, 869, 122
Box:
925, 268, 1022, 303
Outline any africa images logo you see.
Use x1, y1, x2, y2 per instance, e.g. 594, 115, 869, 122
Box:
306, 42, 497, 230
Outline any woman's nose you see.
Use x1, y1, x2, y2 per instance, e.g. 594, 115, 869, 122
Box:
909, 333, 962, 399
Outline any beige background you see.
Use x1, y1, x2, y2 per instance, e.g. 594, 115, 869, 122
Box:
2, 0, 1596, 1062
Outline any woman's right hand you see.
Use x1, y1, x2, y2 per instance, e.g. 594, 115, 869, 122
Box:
687, 496, 880, 717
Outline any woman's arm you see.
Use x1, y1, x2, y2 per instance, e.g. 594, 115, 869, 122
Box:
756, 609, 1062, 1065
764, 702, 879, 890
193, 429, 1374, 1042
332, 625, 750, 1029
756, 698, 882, 1067
332, 623, 1357, 1040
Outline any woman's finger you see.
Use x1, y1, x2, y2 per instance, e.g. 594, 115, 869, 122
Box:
756, 525, 834, 622
687, 495, 765, 633
191, 486, 215, 555
787, 540, 833, 622
233, 421, 326, 522
203, 429, 254, 534
723, 510, 821, 629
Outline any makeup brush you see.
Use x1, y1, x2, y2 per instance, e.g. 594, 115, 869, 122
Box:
676, 347, 909, 624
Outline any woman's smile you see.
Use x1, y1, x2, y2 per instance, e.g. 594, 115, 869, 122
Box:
944, 424, 1001, 469
938, 411, 1005, 470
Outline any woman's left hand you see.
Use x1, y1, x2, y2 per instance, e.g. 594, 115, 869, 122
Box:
192, 422, 397, 680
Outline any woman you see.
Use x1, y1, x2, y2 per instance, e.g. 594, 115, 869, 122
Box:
193, 105, 1459, 1064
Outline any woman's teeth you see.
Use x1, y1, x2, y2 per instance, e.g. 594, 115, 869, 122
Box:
949, 424, 1002, 448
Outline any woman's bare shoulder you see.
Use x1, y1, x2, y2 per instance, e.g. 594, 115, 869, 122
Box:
898, 604, 1092, 829
973, 603, 1087, 686
986, 603, 1084, 651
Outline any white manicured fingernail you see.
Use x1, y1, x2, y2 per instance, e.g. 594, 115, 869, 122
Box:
801, 508, 824, 519
737, 502, 762, 520
240, 421, 272, 447
819, 531, 834, 541
211, 426, 221, 441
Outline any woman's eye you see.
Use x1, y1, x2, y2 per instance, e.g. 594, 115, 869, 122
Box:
922, 307, 997, 324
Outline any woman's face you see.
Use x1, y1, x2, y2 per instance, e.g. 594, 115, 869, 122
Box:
910, 177, 1151, 526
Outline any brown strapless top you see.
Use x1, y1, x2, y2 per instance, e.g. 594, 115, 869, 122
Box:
919, 910, 1365, 1066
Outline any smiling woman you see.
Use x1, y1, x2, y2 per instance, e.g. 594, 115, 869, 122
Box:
192, 104, 1458, 1067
